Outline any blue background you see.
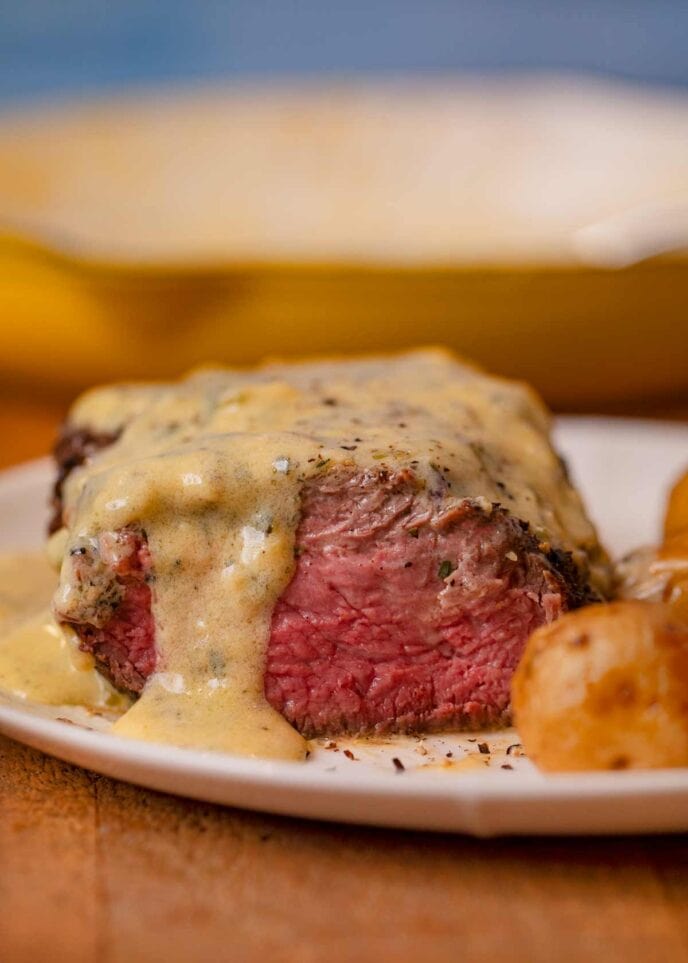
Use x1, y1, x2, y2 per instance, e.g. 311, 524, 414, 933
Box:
1, 0, 687, 108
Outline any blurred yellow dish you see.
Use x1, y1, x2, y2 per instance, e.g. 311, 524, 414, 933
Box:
2, 235, 688, 408
1, 76, 688, 406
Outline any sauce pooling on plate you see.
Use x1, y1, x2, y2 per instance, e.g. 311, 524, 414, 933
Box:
0, 553, 127, 711
1, 350, 607, 758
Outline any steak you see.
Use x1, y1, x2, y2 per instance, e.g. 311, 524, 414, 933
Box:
50, 426, 119, 534
54, 441, 595, 735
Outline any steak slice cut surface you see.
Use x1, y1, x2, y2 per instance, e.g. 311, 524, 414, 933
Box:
56, 466, 592, 736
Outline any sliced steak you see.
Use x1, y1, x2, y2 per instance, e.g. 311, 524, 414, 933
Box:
266, 468, 590, 735
58, 528, 156, 692
55, 465, 594, 736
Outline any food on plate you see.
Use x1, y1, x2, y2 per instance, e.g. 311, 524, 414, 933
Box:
0, 554, 128, 710
1, 349, 609, 758
512, 601, 688, 772
616, 469, 688, 620
664, 469, 688, 541
515, 465, 688, 772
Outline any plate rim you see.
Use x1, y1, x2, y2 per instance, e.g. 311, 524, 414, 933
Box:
3, 416, 688, 835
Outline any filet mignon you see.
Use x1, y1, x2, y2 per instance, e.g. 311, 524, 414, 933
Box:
50, 352, 608, 740
55, 459, 595, 735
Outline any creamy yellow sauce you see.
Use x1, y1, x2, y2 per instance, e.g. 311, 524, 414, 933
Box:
0, 553, 56, 631
0, 554, 128, 711
2, 350, 606, 759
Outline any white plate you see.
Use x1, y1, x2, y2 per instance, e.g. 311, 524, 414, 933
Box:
1, 417, 688, 836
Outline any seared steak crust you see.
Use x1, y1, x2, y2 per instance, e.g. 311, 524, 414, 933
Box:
50, 426, 119, 534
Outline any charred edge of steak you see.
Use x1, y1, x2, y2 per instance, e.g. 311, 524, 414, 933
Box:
545, 544, 600, 607
487, 510, 598, 614
511, 517, 603, 609
58, 526, 155, 694
436, 500, 599, 615
50, 426, 120, 534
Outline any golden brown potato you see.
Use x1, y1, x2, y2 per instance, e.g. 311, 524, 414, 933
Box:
665, 469, 688, 541
512, 601, 688, 772
656, 536, 688, 622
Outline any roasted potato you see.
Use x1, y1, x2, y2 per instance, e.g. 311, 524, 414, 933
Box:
665, 469, 688, 541
512, 601, 688, 772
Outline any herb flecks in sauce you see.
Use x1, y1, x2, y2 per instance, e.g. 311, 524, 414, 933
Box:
438, 560, 456, 580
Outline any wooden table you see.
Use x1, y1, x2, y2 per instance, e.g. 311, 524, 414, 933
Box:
2, 396, 688, 963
